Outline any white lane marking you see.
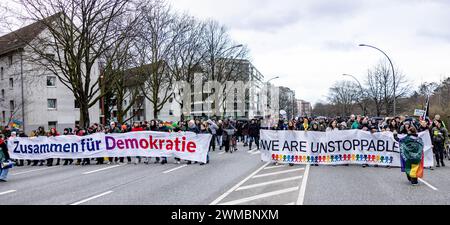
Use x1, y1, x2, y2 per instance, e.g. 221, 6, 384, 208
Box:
248, 148, 258, 153
296, 165, 310, 205
70, 191, 113, 205
210, 162, 270, 205
11, 166, 61, 176
83, 165, 122, 175
0, 190, 16, 196
264, 165, 287, 170
163, 165, 187, 174
252, 168, 305, 179
236, 176, 303, 191
251, 151, 261, 155
285, 202, 295, 205
219, 187, 299, 205
418, 178, 439, 191
218, 152, 226, 155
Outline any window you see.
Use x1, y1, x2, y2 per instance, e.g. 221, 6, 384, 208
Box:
1, 89, 4, 100
1, 111, 5, 123
8, 55, 13, 66
48, 121, 57, 129
9, 100, 14, 112
9, 78, 13, 89
1, 67, 3, 80
47, 76, 56, 87
47, 99, 57, 110
45, 53, 55, 59
74, 100, 80, 109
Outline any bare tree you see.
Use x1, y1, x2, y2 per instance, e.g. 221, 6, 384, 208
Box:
365, 60, 409, 116
134, 0, 178, 120
12, 0, 134, 129
327, 81, 359, 117
100, 7, 143, 124
201, 19, 250, 118
168, 15, 206, 121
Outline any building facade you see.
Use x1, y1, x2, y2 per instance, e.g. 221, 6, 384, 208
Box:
0, 17, 100, 133
189, 59, 265, 120
297, 99, 312, 117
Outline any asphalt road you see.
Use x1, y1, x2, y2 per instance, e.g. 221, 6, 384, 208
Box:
1, 142, 449, 205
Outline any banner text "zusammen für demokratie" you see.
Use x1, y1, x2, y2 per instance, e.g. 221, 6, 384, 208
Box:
8, 131, 212, 163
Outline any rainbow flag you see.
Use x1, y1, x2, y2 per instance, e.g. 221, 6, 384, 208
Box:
400, 135, 424, 179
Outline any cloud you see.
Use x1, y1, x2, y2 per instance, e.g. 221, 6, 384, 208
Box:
169, 0, 450, 104
418, 30, 450, 43
322, 41, 358, 52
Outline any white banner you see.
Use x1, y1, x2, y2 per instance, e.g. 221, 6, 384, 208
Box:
260, 130, 434, 167
8, 131, 212, 163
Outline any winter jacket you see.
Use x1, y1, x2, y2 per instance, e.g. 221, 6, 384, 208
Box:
207, 120, 219, 135
248, 123, 260, 137
0, 139, 10, 162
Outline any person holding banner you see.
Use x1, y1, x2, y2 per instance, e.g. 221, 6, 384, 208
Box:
326, 120, 339, 132
46, 128, 61, 166
394, 126, 424, 186
0, 134, 12, 182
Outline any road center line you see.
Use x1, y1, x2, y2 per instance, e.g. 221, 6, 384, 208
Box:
418, 178, 439, 191
70, 191, 113, 205
296, 165, 311, 205
83, 165, 122, 175
252, 168, 305, 178
163, 165, 187, 174
0, 190, 17, 196
210, 162, 270, 205
11, 166, 62, 176
236, 176, 303, 191
219, 187, 299, 205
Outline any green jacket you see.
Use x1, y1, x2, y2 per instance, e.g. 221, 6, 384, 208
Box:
351, 121, 360, 130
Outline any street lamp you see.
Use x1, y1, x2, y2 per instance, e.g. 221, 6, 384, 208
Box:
265, 76, 280, 129
266, 76, 280, 84
343, 74, 367, 116
359, 44, 396, 116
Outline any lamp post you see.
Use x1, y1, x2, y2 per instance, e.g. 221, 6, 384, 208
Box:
265, 76, 280, 129
343, 74, 367, 116
359, 44, 396, 116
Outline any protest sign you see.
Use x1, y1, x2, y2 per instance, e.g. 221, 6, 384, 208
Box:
8, 131, 212, 163
260, 130, 433, 167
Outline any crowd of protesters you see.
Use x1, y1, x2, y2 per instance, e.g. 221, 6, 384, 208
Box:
0, 114, 449, 182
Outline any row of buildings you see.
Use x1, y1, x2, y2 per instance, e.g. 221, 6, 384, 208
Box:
0, 16, 310, 133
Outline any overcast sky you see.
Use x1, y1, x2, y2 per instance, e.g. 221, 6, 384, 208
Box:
168, 0, 450, 104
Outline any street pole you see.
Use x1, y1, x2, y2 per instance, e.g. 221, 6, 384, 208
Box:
359, 44, 396, 116
20, 50, 25, 133
343, 74, 366, 116
265, 76, 280, 130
